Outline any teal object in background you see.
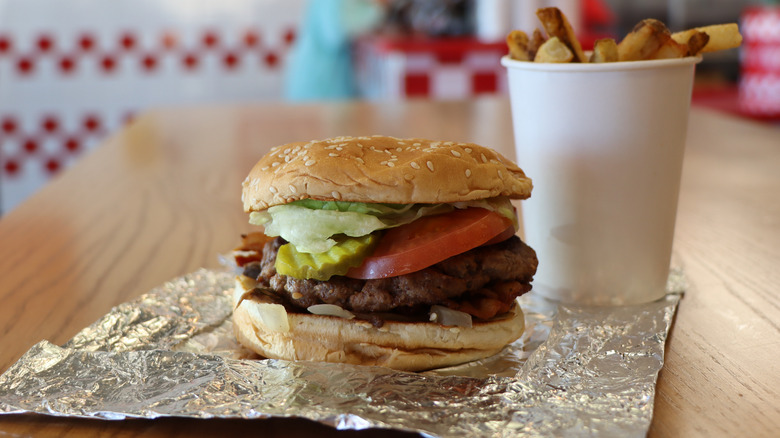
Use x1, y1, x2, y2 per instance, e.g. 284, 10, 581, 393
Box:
284, 0, 383, 101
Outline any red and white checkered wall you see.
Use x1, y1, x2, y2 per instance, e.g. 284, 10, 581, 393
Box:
739, 7, 780, 119
0, 0, 303, 213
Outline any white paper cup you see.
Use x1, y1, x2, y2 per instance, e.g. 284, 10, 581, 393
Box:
501, 55, 701, 306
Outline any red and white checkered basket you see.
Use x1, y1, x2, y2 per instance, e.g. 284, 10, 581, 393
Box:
0, 0, 302, 213
356, 37, 508, 100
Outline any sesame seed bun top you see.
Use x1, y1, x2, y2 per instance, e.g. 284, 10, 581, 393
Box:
241, 135, 533, 211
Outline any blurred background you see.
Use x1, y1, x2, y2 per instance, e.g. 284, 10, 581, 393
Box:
0, 0, 777, 214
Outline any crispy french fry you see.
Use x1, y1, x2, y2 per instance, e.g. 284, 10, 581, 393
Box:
672, 23, 741, 53
528, 28, 546, 60
685, 31, 710, 56
536, 7, 587, 62
652, 38, 688, 59
617, 19, 671, 61
534, 36, 574, 63
506, 30, 532, 61
589, 38, 618, 63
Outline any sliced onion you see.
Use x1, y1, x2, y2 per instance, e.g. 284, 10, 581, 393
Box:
242, 300, 290, 333
429, 305, 473, 328
307, 304, 355, 320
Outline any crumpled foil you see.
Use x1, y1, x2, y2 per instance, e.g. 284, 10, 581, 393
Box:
0, 268, 683, 437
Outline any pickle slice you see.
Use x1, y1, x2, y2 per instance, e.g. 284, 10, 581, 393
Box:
275, 234, 379, 281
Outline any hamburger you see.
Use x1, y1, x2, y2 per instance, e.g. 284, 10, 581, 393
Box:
232, 135, 537, 371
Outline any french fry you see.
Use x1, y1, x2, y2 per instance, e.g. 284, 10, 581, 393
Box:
617, 19, 671, 61
536, 7, 587, 62
534, 36, 574, 63
652, 38, 688, 59
528, 28, 547, 60
507, 30, 531, 61
672, 23, 741, 53
685, 31, 710, 56
589, 38, 618, 63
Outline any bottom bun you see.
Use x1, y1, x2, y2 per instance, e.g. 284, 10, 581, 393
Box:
232, 281, 525, 371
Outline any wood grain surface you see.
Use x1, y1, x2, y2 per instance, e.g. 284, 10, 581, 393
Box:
0, 99, 778, 437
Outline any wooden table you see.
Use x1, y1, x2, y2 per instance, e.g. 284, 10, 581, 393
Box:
0, 98, 778, 436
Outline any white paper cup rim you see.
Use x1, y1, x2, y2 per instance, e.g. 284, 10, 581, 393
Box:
501, 54, 702, 72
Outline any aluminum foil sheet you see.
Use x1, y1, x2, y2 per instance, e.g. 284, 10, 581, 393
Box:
0, 268, 683, 437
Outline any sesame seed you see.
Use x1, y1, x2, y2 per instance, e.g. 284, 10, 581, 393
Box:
451, 150, 462, 157
410, 161, 420, 169
271, 162, 280, 167
304, 159, 316, 166
261, 166, 269, 171
465, 147, 472, 153
289, 185, 297, 193
426, 161, 435, 172
269, 185, 278, 194
355, 157, 365, 164
465, 169, 472, 177
481, 153, 488, 163
413, 142, 422, 146
387, 161, 395, 167
498, 170, 503, 178
404, 174, 414, 181
332, 191, 341, 199
329, 153, 339, 157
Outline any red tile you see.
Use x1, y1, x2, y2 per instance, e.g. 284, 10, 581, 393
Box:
405, 73, 430, 96
79, 33, 96, 52
120, 32, 137, 51
472, 72, 497, 94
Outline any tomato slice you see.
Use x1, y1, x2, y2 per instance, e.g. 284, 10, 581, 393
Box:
482, 219, 517, 246
345, 208, 514, 279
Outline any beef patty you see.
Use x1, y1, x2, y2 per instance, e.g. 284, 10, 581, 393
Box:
241, 236, 537, 319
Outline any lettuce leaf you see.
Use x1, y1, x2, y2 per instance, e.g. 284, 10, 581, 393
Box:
291, 199, 408, 215
256, 205, 387, 254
